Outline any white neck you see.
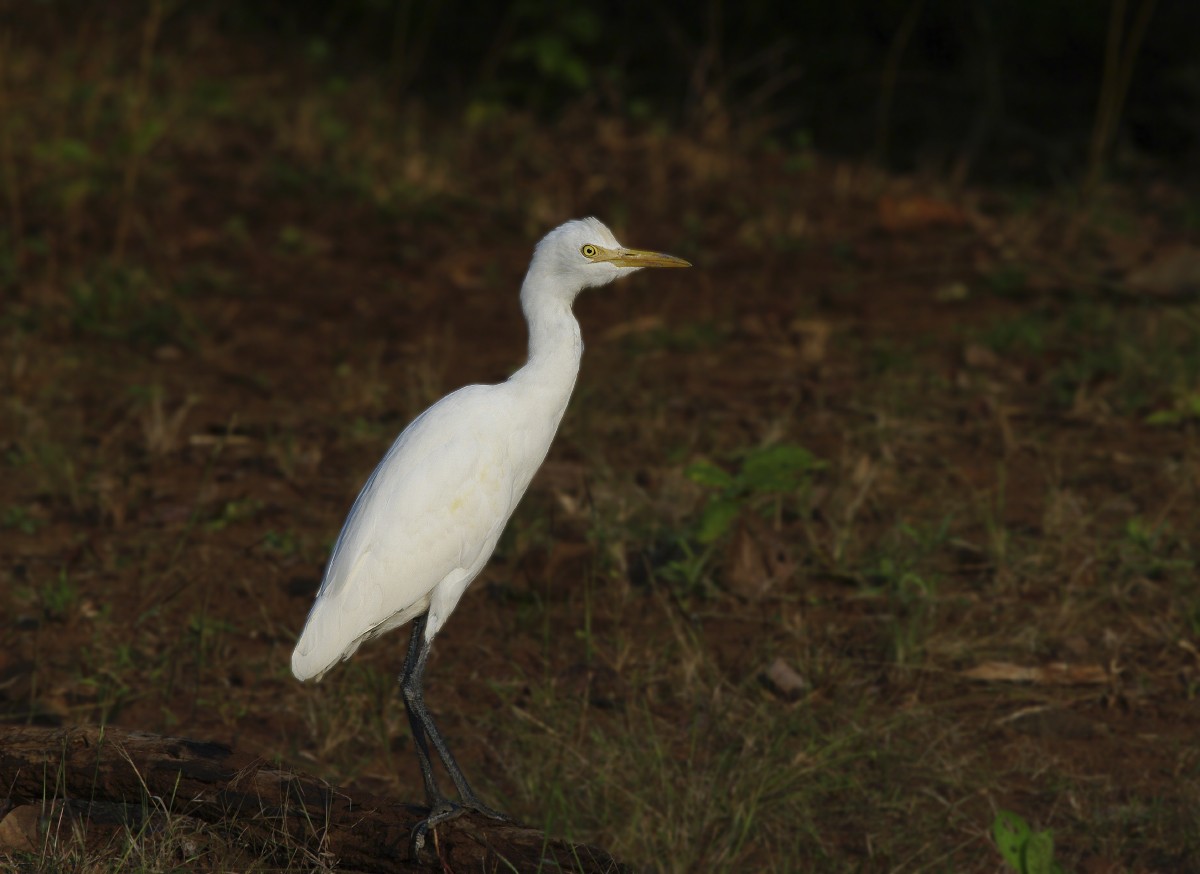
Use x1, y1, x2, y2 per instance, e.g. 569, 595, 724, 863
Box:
508, 274, 584, 409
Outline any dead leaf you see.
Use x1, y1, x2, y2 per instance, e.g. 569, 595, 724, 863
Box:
878, 195, 967, 232
724, 519, 795, 600
727, 525, 769, 599
1177, 639, 1198, 664
789, 319, 831, 363
1126, 246, 1200, 297
761, 657, 807, 701
963, 343, 1000, 370
961, 661, 1108, 685
849, 453, 873, 488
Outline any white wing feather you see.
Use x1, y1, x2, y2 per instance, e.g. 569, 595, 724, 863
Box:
291, 382, 545, 680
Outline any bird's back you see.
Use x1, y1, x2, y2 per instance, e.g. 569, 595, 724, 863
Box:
291, 381, 560, 680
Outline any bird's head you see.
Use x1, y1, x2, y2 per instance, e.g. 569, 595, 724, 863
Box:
524, 217, 690, 302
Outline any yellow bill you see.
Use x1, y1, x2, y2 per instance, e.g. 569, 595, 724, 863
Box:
600, 247, 692, 269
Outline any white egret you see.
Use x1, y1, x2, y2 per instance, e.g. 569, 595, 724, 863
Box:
291, 217, 690, 853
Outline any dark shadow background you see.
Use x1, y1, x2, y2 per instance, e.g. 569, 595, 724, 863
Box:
9, 0, 1199, 187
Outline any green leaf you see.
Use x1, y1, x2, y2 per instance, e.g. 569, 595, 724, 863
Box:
131, 118, 166, 156
1022, 830, 1056, 874
992, 810, 1030, 870
739, 444, 822, 494
1145, 409, 1180, 425
696, 499, 740, 544
38, 137, 93, 165
1145, 392, 1200, 426
686, 461, 736, 491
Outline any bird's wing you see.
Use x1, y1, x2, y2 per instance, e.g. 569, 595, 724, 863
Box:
292, 384, 526, 678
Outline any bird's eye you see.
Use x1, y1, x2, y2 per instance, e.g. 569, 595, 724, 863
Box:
581, 245, 598, 259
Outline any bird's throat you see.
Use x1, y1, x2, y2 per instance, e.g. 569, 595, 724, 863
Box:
512, 298, 583, 413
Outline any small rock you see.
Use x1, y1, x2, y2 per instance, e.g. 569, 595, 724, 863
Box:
0, 805, 42, 854
761, 658, 807, 701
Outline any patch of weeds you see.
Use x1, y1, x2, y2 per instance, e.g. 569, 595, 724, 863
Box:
2, 503, 44, 534
973, 303, 1200, 417
1114, 516, 1193, 583
276, 224, 317, 256
40, 567, 78, 621
10, 436, 83, 512
264, 428, 317, 483
656, 538, 715, 599
978, 311, 1048, 355
492, 6, 603, 109
266, 158, 360, 201
222, 214, 252, 248
187, 612, 237, 685
80, 661, 135, 724
863, 517, 953, 665
1145, 390, 1200, 426
1048, 342, 1124, 407
31, 135, 104, 215
299, 661, 404, 773
648, 444, 824, 601
687, 443, 825, 545
205, 498, 262, 532
493, 604, 909, 873
69, 263, 194, 349
187, 77, 235, 117
865, 339, 917, 377
993, 810, 1066, 874
621, 320, 724, 355
1049, 303, 1200, 414
262, 528, 300, 558
830, 240, 858, 266
176, 261, 236, 297
346, 415, 392, 443
980, 463, 1010, 570
986, 263, 1030, 297
784, 129, 816, 174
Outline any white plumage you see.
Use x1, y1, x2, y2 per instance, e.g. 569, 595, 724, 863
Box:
291, 381, 546, 680
290, 216, 689, 853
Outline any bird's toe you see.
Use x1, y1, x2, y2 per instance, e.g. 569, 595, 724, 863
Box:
463, 799, 510, 822
409, 800, 465, 859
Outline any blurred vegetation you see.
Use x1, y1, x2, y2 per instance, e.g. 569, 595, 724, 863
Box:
8, 0, 1199, 185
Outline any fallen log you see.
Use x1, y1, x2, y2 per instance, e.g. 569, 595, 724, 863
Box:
0, 724, 631, 873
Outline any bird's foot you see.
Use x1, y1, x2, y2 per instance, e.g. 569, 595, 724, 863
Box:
410, 800, 462, 858
409, 798, 511, 858
458, 791, 511, 823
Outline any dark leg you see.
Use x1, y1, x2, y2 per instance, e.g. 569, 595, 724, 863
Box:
400, 613, 508, 856
399, 613, 442, 806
